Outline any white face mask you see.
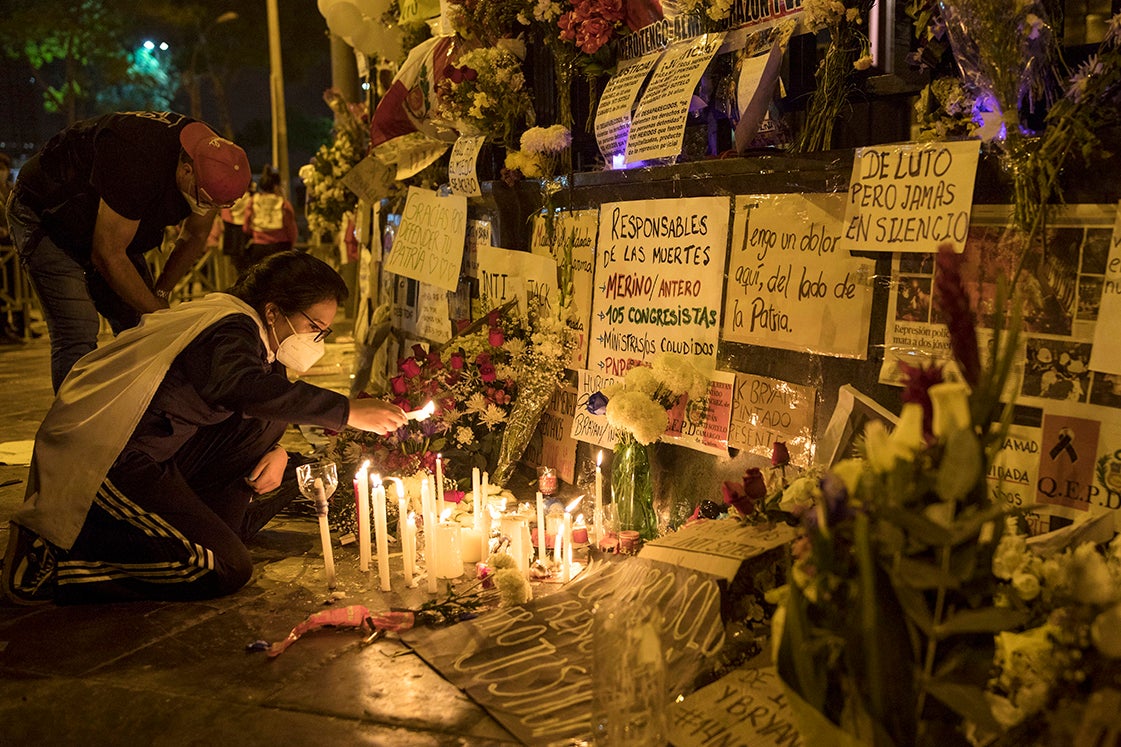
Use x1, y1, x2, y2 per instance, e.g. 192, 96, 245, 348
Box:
180, 188, 211, 216
272, 314, 325, 373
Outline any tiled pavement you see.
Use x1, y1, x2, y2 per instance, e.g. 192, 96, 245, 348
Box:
0, 322, 520, 746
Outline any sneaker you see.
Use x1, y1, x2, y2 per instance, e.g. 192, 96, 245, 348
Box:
1, 522, 57, 605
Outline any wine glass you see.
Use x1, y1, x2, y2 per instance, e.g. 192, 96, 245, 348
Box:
297, 462, 338, 512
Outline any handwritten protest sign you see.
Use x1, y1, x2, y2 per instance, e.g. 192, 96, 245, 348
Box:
728, 373, 816, 467
840, 139, 980, 254
639, 517, 795, 580
401, 558, 726, 745
1090, 202, 1121, 373
668, 667, 804, 747
340, 155, 396, 203
532, 209, 599, 368
665, 369, 735, 455
383, 186, 466, 291
594, 52, 662, 163
587, 197, 729, 378
723, 193, 873, 358
571, 370, 621, 449
447, 135, 485, 197
625, 33, 726, 164
522, 383, 578, 484
476, 244, 558, 316
371, 131, 449, 180
414, 282, 451, 343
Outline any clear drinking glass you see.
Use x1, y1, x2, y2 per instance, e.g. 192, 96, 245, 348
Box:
296, 462, 338, 510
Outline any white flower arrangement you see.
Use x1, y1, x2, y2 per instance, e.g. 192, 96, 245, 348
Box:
599, 353, 709, 446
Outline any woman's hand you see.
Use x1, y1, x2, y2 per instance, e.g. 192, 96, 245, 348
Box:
246, 444, 288, 494
347, 398, 408, 435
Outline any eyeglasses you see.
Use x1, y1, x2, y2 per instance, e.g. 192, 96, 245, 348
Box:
299, 310, 333, 343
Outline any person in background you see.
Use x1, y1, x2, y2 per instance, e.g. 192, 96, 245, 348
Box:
2, 250, 407, 605
243, 164, 298, 271
0, 152, 20, 342
6, 111, 251, 391
222, 182, 253, 277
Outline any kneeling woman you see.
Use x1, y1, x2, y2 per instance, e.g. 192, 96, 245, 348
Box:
3, 251, 406, 604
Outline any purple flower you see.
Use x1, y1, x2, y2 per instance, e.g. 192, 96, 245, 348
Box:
586, 391, 608, 415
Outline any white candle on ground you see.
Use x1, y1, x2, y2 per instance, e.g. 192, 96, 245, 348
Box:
562, 510, 573, 582
480, 471, 491, 560
436, 509, 463, 578
535, 491, 546, 562
594, 450, 604, 544
436, 454, 445, 507
395, 482, 411, 586
460, 526, 484, 563
356, 461, 371, 572
403, 513, 416, 586
314, 478, 336, 589
372, 475, 391, 592
422, 477, 439, 593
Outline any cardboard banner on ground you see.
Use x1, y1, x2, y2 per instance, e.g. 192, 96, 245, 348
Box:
639, 519, 795, 580
400, 558, 725, 745
723, 193, 874, 358
840, 140, 980, 254
383, 186, 467, 291
625, 33, 726, 164
594, 52, 662, 163
587, 196, 729, 378
667, 667, 804, 747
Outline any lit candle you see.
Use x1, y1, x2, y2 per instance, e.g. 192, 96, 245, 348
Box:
422, 477, 439, 593
405, 400, 436, 421
535, 491, 546, 562
403, 513, 416, 587
480, 470, 490, 560
436, 453, 446, 508
355, 461, 371, 572
562, 510, 573, 582
572, 513, 589, 546
436, 509, 463, 578
500, 515, 527, 574
394, 479, 412, 586
372, 474, 391, 592
314, 477, 336, 589
553, 513, 564, 569
594, 450, 604, 545
460, 525, 484, 563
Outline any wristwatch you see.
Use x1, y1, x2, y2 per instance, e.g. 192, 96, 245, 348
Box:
155, 289, 170, 300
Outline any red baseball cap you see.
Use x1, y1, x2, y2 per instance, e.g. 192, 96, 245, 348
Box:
179, 121, 251, 204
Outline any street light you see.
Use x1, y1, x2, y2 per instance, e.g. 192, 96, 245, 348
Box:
187, 11, 239, 136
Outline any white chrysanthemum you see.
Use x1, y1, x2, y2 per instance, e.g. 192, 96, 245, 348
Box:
520, 125, 572, 154
992, 533, 1029, 580
465, 392, 488, 414
456, 426, 474, 446
494, 568, 533, 606
503, 338, 527, 358
481, 403, 506, 429
1068, 542, 1117, 605
606, 391, 668, 445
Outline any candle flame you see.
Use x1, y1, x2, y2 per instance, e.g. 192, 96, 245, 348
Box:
407, 400, 436, 421
440, 507, 452, 521
372, 473, 382, 487
387, 476, 405, 498
575, 513, 586, 525
597, 450, 603, 467
407, 512, 416, 524
564, 495, 583, 513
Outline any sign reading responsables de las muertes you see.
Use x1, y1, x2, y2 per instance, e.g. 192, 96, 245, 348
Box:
839, 140, 980, 254
382, 186, 467, 292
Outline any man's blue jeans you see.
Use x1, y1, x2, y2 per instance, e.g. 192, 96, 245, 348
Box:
7, 195, 148, 391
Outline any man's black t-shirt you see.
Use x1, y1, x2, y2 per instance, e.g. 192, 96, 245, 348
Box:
15, 111, 195, 264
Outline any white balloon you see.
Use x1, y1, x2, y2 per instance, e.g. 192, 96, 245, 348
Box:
351, 21, 402, 60
317, 0, 341, 18
325, 1, 364, 37
351, 0, 382, 18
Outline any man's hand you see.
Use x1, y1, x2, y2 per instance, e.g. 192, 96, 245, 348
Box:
347, 399, 408, 435
246, 445, 289, 494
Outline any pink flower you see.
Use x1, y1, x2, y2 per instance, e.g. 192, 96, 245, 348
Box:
488, 327, 505, 347
390, 375, 408, 395
444, 490, 465, 504
480, 363, 497, 382
449, 351, 465, 370
722, 481, 752, 515
771, 442, 790, 467
578, 17, 613, 54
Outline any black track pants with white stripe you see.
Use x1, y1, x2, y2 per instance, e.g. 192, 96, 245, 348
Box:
56, 416, 285, 603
